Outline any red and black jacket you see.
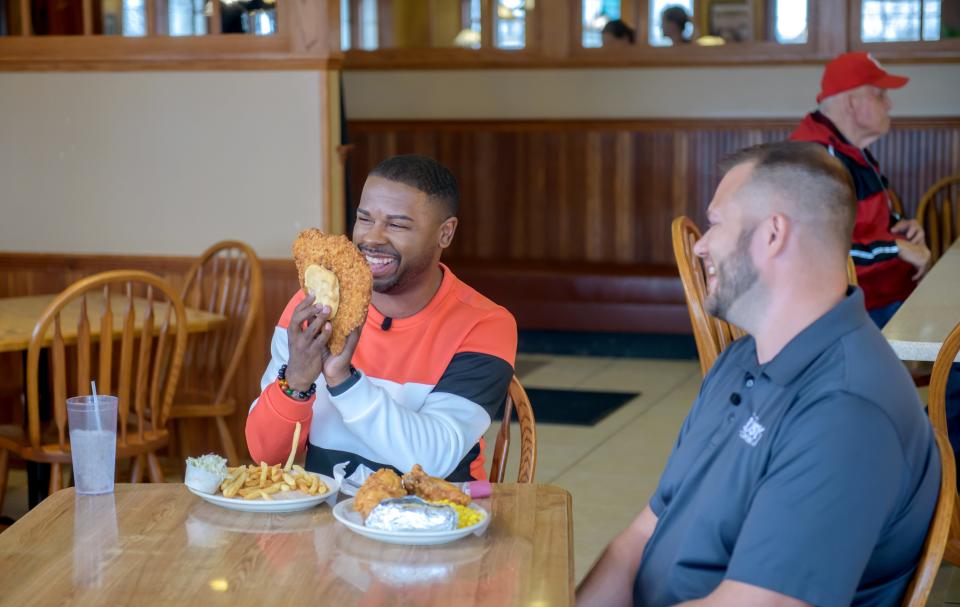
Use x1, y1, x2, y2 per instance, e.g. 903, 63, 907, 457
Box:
790, 111, 915, 310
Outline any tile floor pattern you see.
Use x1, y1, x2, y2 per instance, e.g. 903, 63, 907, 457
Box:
2, 353, 959, 603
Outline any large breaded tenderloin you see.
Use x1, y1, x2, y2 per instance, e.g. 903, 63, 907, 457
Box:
292, 229, 372, 355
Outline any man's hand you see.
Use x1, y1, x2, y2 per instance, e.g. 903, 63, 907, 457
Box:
284, 295, 333, 392
322, 327, 361, 389
285, 295, 364, 393
896, 238, 931, 280
891, 219, 925, 246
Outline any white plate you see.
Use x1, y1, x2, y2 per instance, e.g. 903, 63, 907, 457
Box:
186, 473, 339, 513
332, 498, 489, 545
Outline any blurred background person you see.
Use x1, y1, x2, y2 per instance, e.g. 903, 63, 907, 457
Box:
661, 5, 692, 45
601, 19, 635, 47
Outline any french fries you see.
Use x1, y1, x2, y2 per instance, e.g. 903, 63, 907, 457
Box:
215, 421, 322, 501
218, 462, 328, 500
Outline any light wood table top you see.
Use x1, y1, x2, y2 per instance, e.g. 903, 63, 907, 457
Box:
0, 483, 574, 606
883, 239, 960, 363
0, 293, 227, 354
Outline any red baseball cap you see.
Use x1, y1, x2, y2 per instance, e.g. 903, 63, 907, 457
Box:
817, 52, 909, 103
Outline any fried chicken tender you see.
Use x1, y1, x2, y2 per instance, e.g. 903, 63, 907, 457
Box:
402, 464, 470, 506
292, 229, 372, 355
354, 468, 406, 519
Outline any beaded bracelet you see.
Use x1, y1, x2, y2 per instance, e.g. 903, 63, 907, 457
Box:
278, 364, 316, 401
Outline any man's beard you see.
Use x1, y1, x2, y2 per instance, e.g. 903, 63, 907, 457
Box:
361, 245, 434, 295
705, 226, 759, 324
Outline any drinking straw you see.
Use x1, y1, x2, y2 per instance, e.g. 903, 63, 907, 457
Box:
90, 380, 103, 431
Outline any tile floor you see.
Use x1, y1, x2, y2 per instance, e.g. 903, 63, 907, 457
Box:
3, 353, 959, 603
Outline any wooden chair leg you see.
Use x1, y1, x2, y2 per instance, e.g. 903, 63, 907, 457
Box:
0, 450, 8, 515
146, 453, 165, 483
215, 416, 240, 466
177, 419, 190, 463
48, 463, 63, 494
130, 456, 145, 483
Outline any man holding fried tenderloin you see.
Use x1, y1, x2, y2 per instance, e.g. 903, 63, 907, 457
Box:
245, 155, 518, 484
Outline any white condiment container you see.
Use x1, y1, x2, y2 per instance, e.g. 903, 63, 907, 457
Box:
184, 460, 226, 495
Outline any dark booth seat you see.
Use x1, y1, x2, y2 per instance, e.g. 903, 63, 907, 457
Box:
445, 259, 691, 334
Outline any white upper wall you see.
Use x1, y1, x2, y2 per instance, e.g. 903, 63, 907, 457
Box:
0, 71, 325, 258
344, 64, 960, 120
1, 64, 955, 258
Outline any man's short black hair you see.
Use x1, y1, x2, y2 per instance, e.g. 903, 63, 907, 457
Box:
369, 154, 459, 219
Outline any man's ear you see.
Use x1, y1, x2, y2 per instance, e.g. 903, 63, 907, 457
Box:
842, 91, 858, 116
438, 217, 458, 249
764, 213, 790, 258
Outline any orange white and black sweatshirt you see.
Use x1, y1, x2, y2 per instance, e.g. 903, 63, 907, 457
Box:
245, 264, 517, 482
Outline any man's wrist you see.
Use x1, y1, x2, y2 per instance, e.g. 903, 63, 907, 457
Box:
278, 364, 316, 400
284, 370, 313, 393
326, 366, 361, 396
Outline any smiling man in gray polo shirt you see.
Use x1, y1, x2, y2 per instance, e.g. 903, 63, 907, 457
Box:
577, 141, 940, 607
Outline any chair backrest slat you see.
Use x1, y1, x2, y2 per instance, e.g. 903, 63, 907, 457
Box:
133, 286, 155, 441
489, 376, 537, 483
149, 305, 174, 435
117, 284, 136, 445
490, 391, 515, 484
98, 285, 114, 396
52, 315, 68, 449
943, 201, 954, 260
76, 294, 91, 397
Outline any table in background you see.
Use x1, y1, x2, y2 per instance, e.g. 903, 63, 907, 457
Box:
0, 483, 574, 606
883, 238, 960, 363
0, 293, 226, 353
0, 293, 227, 508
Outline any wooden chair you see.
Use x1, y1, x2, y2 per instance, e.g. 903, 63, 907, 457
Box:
916, 175, 960, 266
0, 271, 188, 506
847, 255, 858, 286
901, 427, 956, 607
489, 376, 537, 483
928, 320, 960, 566
169, 241, 262, 465
671, 216, 747, 376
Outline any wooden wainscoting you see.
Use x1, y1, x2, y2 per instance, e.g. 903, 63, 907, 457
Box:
0, 252, 302, 459
347, 117, 960, 266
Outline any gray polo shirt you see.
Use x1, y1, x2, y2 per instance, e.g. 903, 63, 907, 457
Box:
634, 288, 940, 607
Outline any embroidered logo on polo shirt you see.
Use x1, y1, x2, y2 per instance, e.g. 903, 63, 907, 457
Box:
739, 415, 765, 447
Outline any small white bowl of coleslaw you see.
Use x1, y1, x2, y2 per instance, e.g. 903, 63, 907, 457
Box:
185, 454, 228, 495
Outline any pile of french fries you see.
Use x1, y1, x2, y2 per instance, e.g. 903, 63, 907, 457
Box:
218, 422, 326, 501
219, 462, 328, 501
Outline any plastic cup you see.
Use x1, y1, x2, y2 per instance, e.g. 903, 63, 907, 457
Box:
66, 395, 118, 495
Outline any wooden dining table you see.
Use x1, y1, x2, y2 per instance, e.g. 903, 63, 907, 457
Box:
883, 238, 960, 363
0, 292, 227, 354
0, 483, 574, 606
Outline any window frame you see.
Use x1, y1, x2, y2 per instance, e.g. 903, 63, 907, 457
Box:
849, 0, 960, 61
0, 0, 341, 70
567, 0, 842, 66
342, 0, 546, 69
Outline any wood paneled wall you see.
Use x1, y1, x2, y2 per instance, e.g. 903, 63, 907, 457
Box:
0, 253, 302, 459
347, 118, 960, 266
2, 117, 958, 456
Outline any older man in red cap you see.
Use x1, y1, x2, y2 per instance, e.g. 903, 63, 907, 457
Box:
791, 52, 930, 327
